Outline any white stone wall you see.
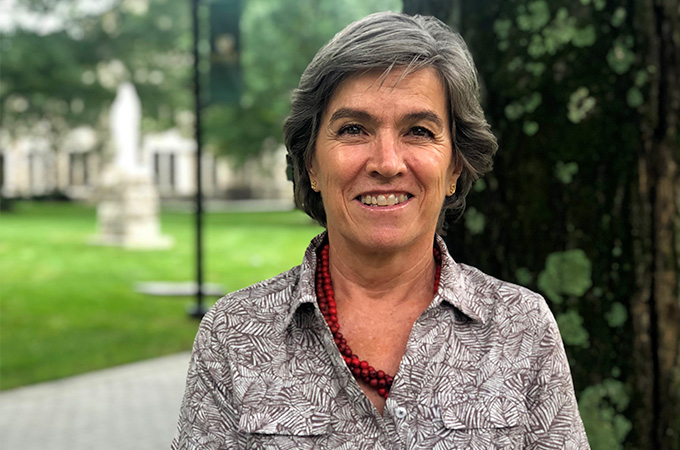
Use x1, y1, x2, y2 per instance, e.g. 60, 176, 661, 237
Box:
1, 135, 55, 197
2, 127, 294, 202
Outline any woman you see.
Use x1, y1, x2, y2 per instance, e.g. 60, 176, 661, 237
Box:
172, 12, 590, 450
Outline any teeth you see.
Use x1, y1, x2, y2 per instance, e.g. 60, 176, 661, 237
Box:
360, 194, 409, 207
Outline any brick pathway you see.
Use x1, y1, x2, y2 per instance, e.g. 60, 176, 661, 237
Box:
0, 352, 191, 450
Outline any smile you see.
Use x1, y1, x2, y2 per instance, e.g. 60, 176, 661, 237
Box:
359, 193, 410, 207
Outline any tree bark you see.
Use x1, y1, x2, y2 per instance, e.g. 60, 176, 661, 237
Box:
636, 0, 680, 448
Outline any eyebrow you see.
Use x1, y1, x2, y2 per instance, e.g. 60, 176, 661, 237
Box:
328, 108, 372, 124
327, 107, 445, 130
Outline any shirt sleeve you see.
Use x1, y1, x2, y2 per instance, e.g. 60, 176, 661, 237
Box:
523, 304, 591, 450
171, 312, 240, 450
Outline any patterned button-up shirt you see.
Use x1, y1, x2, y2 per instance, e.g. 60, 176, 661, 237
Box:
172, 233, 590, 449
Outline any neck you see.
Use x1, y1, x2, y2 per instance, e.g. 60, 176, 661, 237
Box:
315, 239, 442, 400
326, 232, 438, 308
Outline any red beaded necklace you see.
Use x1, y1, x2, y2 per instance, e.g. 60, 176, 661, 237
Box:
315, 242, 442, 399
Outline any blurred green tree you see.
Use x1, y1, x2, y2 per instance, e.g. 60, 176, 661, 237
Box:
1, 0, 193, 146
203, 0, 401, 164
2, 0, 402, 163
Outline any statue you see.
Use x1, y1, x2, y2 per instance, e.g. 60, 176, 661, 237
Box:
92, 82, 172, 249
111, 83, 144, 175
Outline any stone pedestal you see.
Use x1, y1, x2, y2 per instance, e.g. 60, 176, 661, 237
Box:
92, 167, 172, 249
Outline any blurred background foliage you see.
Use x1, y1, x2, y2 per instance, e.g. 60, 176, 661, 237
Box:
2, 0, 678, 449
203, 0, 401, 163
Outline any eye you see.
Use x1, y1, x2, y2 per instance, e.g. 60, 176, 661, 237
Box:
338, 124, 364, 136
408, 126, 434, 138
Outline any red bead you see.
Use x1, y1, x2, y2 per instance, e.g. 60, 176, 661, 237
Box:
378, 388, 387, 397
359, 361, 369, 370
369, 370, 377, 379
369, 379, 378, 387
350, 356, 360, 367
361, 368, 369, 379
352, 368, 361, 377
378, 379, 386, 388
377, 370, 385, 379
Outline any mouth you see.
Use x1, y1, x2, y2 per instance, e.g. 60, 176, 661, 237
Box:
358, 193, 411, 207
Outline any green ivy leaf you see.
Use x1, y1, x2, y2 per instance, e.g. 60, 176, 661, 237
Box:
556, 310, 590, 348
607, 38, 635, 74
464, 207, 486, 235
523, 120, 539, 136
555, 161, 579, 184
579, 379, 632, 450
611, 7, 627, 28
515, 267, 534, 285
537, 249, 593, 303
626, 87, 643, 108
605, 302, 628, 327
567, 87, 596, 123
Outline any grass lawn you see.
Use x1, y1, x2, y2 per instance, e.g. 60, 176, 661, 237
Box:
0, 201, 323, 390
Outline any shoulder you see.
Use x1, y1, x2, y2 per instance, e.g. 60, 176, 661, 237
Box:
214, 265, 303, 319
455, 262, 555, 332
193, 265, 304, 352
193, 232, 325, 357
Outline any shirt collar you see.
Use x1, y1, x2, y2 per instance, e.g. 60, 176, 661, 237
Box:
284, 232, 491, 328
283, 232, 327, 327
433, 235, 491, 325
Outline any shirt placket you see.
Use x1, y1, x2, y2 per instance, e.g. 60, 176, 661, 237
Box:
381, 305, 450, 449
305, 303, 390, 448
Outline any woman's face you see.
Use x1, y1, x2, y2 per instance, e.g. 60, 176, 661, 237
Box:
309, 68, 459, 254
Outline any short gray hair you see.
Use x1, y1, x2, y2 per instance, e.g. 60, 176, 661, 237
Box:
284, 11, 497, 231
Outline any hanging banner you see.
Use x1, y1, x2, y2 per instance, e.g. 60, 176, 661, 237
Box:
208, 0, 242, 104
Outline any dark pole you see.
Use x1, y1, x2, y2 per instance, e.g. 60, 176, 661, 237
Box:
189, 0, 206, 318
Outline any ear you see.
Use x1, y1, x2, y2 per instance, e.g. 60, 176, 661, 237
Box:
307, 157, 319, 192
449, 165, 462, 181
446, 156, 462, 196
448, 153, 462, 183
307, 160, 317, 184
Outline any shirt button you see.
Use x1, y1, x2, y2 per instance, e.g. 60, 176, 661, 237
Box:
394, 406, 407, 419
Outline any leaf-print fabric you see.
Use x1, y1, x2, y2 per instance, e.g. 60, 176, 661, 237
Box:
172, 233, 590, 450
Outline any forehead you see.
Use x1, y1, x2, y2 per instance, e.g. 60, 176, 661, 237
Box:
322, 67, 449, 121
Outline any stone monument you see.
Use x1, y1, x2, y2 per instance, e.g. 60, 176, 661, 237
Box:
92, 82, 172, 249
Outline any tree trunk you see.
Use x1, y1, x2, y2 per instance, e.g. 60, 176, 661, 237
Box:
635, 0, 680, 448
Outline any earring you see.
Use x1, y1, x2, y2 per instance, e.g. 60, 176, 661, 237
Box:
311, 180, 318, 192
448, 184, 456, 196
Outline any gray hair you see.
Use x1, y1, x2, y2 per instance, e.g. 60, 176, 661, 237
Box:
284, 11, 497, 232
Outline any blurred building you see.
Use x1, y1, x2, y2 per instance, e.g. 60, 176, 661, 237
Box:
0, 127, 293, 203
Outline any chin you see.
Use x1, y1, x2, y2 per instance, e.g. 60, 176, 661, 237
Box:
348, 227, 426, 254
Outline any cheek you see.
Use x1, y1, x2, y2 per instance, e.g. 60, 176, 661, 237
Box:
411, 156, 452, 187
320, 149, 363, 182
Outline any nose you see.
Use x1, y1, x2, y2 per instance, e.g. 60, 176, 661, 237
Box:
366, 132, 406, 179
